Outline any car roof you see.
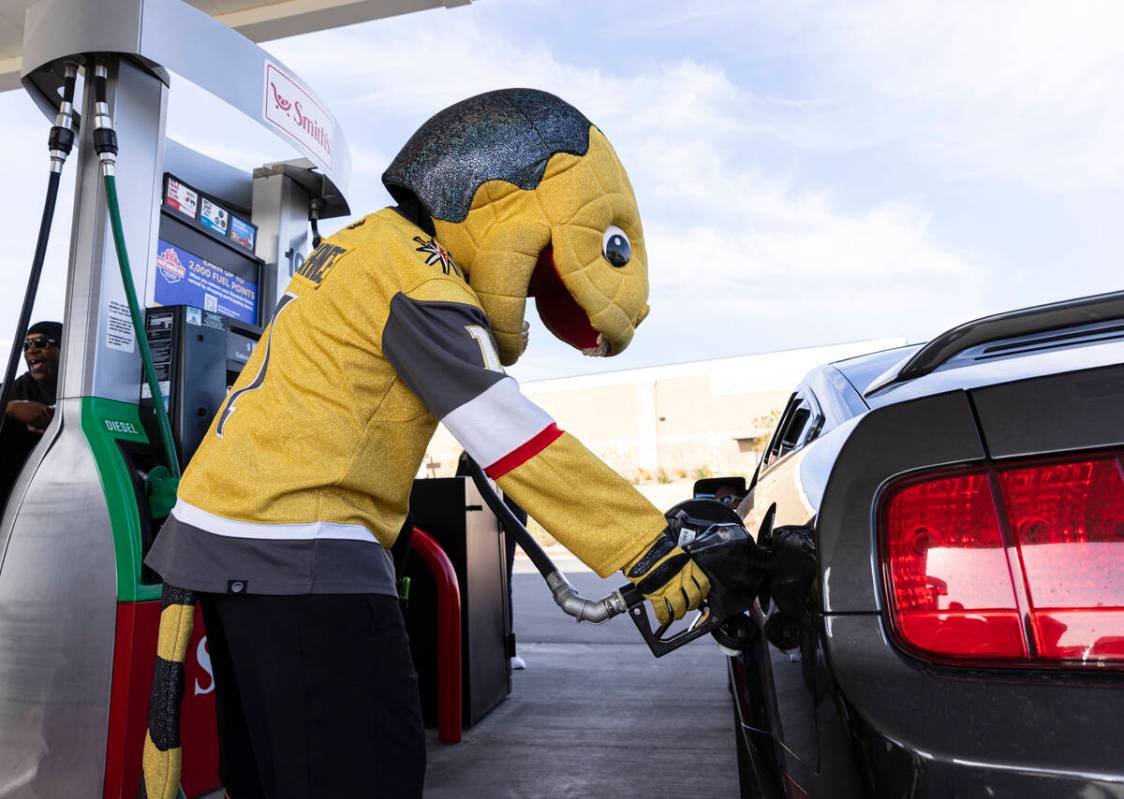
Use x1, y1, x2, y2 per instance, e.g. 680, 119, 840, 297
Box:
817, 321, 1124, 412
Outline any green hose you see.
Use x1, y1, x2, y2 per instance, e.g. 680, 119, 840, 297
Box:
92, 62, 188, 799
103, 173, 181, 483
106, 167, 187, 799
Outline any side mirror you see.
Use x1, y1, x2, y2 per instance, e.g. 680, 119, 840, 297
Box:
692, 476, 747, 507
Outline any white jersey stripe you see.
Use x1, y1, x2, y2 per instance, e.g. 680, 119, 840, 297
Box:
172, 499, 379, 543
442, 376, 555, 467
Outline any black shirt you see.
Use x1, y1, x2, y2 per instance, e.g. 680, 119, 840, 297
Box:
9, 370, 56, 405
1, 372, 56, 510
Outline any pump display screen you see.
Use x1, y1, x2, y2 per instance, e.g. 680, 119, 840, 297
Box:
154, 239, 258, 324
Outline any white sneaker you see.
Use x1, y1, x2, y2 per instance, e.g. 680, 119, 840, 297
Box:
510, 655, 526, 670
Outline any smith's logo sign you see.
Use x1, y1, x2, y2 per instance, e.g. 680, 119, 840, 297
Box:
263, 62, 334, 171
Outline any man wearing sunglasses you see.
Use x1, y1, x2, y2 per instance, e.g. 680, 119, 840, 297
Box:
1, 320, 62, 509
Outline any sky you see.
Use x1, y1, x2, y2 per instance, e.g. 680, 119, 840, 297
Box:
1, 0, 1122, 381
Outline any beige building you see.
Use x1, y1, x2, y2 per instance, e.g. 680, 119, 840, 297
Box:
424, 338, 905, 485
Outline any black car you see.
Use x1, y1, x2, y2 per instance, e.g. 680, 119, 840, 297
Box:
727, 291, 1124, 798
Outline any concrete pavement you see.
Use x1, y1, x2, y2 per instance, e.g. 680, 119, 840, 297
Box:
422, 566, 739, 799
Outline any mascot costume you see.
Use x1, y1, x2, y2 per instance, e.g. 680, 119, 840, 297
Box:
141, 89, 709, 799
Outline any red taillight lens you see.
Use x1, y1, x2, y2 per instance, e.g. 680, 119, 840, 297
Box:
884, 473, 1025, 659
998, 458, 1124, 662
881, 452, 1124, 667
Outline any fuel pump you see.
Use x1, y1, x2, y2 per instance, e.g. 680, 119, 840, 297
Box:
0, 1, 351, 796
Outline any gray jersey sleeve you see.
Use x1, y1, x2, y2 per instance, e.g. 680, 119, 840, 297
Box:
381, 292, 506, 419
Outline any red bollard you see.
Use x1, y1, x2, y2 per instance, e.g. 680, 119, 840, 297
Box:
409, 526, 463, 744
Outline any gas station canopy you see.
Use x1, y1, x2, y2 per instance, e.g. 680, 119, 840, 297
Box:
0, 0, 470, 91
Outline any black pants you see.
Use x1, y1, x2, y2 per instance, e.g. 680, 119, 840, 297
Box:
198, 593, 426, 799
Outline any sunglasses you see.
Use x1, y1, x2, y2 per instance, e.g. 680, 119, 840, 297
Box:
23, 337, 58, 351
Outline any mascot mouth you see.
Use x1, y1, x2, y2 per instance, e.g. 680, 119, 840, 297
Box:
528, 247, 606, 355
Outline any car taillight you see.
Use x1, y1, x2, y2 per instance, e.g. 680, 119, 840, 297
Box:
881, 451, 1124, 667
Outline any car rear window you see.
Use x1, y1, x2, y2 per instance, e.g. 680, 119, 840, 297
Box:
833, 345, 919, 393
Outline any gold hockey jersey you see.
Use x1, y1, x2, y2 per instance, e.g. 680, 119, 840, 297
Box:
145, 209, 667, 596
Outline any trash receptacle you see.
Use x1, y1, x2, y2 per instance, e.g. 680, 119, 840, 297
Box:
406, 477, 512, 728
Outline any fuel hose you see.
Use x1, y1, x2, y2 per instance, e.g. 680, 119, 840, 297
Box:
465, 456, 630, 624
91, 63, 180, 481
87, 60, 188, 799
103, 175, 180, 477
0, 62, 78, 439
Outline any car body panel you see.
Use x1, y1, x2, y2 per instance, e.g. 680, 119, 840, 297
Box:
972, 362, 1124, 458
825, 614, 1124, 798
728, 325, 1124, 798
744, 442, 819, 785
818, 390, 986, 614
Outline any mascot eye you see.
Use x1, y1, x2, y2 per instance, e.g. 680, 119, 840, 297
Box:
602, 226, 631, 268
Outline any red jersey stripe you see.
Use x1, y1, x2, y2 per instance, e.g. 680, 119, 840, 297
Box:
485, 423, 564, 479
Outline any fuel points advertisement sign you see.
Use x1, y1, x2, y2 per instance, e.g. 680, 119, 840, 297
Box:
154, 240, 258, 325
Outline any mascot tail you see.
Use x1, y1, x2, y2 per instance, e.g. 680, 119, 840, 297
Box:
139, 585, 196, 799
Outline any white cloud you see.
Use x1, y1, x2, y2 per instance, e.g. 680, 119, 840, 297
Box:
166, 76, 293, 170
269, 8, 985, 369
752, 0, 1124, 192
269, 17, 753, 149
0, 1, 1036, 383
636, 186, 992, 369
351, 146, 391, 176
649, 201, 973, 289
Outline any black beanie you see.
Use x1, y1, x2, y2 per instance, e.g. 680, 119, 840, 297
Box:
27, 321, 62, 342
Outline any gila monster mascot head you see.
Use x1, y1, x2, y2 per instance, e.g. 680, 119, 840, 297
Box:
383, 88, 650, 366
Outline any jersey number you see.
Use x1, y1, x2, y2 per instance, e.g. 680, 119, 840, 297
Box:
215, 292, 297, 438
466, 324, 503, 373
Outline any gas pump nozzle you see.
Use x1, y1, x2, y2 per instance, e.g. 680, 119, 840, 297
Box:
466, 459, 770, 657
619, 499, 770, 657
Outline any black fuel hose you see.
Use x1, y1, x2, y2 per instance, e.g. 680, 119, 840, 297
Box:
0, 64, 77, 439
465, 456, 556, 578
0, 172, 62, 439
465, 456, 632, 624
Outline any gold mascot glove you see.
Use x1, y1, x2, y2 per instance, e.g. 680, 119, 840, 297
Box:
624, 533, 711, 626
